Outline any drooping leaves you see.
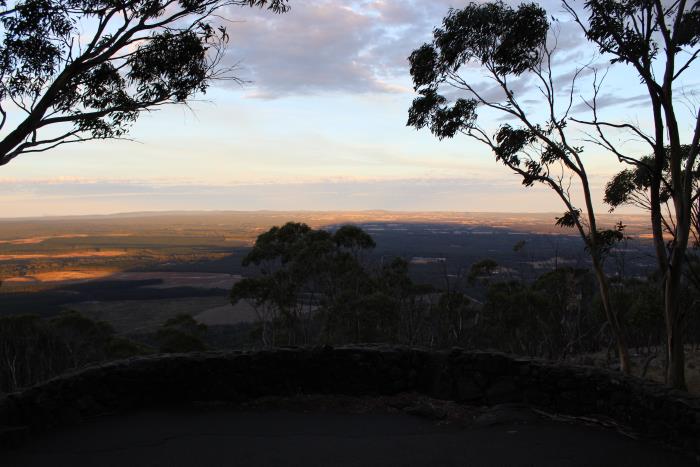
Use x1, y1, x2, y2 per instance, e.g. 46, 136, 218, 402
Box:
587, 222, 627, 256
408, 44, 440, 90
555, 209, 582, 229
604, 147, 694, 210
407, 2, 548, 170
408, 88, 478, 140
0, 0, 289, 163
677, 1, 700, 47
129, 31, 209, 102
583, 0, 660, 65
433, 2, 548, 77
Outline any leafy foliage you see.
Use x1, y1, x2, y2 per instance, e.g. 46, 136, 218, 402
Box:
233, 222, 379, 345
0, 311, 146, 393
581, 0, 700, 65
406, 89, 478, 140
588, 222, 627, 256
467, 258, 499, 285
583, 0, 661, 64
555, 209, 582, 229
407, 2, 547, 142
565, 0, 700, 387
406, 2, 588, 225
603, 147, 696, 210
156, 313, 207, 352
415, 1, 549, 80
0, 0, 289, 164
605, 146, 700, 247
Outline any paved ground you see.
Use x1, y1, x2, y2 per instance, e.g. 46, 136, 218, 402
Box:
2, 407, 695, 467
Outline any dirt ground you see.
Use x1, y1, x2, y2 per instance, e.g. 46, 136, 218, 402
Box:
3, 269, 119, 283
0, 250, 127, 261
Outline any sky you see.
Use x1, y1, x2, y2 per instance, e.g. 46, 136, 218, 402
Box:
0, 0, 698, 217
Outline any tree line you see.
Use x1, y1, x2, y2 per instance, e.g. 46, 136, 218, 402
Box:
232, 222, 695, 369
3, 221, 697, 393
0, 310, 210, 393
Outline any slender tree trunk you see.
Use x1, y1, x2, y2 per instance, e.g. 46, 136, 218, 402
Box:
665, 238, 689, 390
262, 320, 269, 348
593, 260, 631, 374
658, 41, 692, 388
665, 295, 686, 390
578, 169, 631, 374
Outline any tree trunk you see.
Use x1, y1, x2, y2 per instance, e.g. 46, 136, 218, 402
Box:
665, 264, 687, 390
667, 322, 686, 390
593, 262, 631, 374
262, 320, 269, 348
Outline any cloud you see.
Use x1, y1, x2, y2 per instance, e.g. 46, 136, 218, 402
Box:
0, 171, 626, 217
219, 0, 588, 99
572, 93, 651, 113
222, 1, 406, 98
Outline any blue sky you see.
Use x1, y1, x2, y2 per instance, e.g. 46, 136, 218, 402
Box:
0, 0, 697, 217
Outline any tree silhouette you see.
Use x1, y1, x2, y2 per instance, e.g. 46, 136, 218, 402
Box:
407, 1, 631, 374
605, 146, 699, 247
156, 313, 207, 353
564, 0, 700, 389
0, 0, 289, 165
233, 222, 387, 345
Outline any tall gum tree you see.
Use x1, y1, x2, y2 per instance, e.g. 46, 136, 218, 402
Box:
0, 0, 289, 165
564, 0, 700, 390
407, 1, 632, 373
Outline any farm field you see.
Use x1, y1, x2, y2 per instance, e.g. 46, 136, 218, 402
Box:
70, 296, 255, 335
0, 210, 657, 334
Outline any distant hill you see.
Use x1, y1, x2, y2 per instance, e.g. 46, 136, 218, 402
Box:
0, 210, 653, 240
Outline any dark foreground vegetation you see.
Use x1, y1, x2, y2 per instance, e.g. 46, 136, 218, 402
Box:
0, 312, 145, 393
231, 223, 700, 361
4, 222, 698, 394
0, 310, 216, 393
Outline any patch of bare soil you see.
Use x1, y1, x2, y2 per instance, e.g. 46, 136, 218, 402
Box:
3, 268, 118, 283
0, 250, 128, 260
0, 234, 89, 245
0, 233, 133, 245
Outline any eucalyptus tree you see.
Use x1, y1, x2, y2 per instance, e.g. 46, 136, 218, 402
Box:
564, 0, 700, 389
0, 0, 289, 165
605, 146, 699, 247
407, 1, 631, 373
231, 222, 377, 345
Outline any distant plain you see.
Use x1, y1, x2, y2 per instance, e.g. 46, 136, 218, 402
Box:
0, 210, 655, 335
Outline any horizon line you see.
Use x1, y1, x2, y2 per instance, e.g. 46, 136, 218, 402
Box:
0, 208, 648, 221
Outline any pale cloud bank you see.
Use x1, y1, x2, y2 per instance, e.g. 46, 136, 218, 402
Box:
222, 0, 588, 99
0, 175, 626, 218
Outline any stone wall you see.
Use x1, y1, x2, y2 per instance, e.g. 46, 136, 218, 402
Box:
2, 346, 700, 454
